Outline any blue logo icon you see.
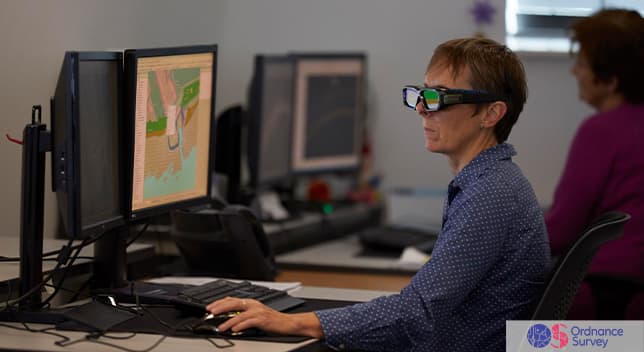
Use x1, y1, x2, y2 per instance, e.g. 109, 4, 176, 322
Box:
527, 324, 552, 348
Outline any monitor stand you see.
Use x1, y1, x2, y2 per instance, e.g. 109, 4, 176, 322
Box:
0, 106, 69, 324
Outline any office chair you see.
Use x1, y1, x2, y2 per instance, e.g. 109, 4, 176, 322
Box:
584, 272, 644, 319
530, 211, 630, 320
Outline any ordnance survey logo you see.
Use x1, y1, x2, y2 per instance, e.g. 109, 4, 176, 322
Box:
507, 321, 644, 351
526, 323, 568, 349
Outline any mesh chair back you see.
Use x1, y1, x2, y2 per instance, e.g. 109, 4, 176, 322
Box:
531, 211, 630, 320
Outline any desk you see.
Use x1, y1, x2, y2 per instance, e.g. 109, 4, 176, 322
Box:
275, 235, 421, 292
276, 269, 412, 292
0, 286, 392, 352
276, 235, 424, 274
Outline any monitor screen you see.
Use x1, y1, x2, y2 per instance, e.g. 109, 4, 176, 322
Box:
291, 54, 365, 174
124, 45, 217, 220
247, 55, 294, 188
51, 52, 124, 239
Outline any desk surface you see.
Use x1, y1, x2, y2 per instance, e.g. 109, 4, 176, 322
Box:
276, 235, 424, 274
0, 286, 392, 352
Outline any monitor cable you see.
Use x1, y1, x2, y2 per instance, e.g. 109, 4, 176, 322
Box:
126, 222, 150, 248
0, 320, 71, 346
38, 235, 94, 309
0, 237, 75, 312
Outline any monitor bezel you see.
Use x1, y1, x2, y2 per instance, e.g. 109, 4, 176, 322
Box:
51, 51, 125, 239
247, 55, 295, 189
123, 45, 218, 221
289, 52, 366, 175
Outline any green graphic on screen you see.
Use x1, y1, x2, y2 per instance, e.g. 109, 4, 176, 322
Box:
143, 68, 200, 199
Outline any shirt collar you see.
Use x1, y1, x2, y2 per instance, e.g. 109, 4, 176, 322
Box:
452, 143, 516, 190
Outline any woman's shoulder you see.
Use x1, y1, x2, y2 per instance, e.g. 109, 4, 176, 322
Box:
584, 103, 644, 127
577, 104, 644, 141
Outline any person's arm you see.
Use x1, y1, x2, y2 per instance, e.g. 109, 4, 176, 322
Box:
546, 117, 615, 254
205, 296, 324, 338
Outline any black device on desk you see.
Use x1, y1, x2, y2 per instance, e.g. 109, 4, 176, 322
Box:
170, 204, 278, 281
358, 226, 439, 254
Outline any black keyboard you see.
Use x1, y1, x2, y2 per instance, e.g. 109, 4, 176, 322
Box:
358, 226, 438, 253
172, 279, 305, 314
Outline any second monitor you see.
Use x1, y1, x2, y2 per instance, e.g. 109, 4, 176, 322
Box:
124, 45, 217, 221
291, 53, 366, 175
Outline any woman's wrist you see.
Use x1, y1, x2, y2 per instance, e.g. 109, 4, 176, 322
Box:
290, 312, 324, 338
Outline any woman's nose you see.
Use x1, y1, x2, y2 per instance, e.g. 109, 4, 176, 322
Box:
416, 101, 429, 117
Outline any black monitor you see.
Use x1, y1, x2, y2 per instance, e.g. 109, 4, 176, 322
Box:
290, 53, 366, 175
123, 45, 217, 221
247, 55, 295, 190
51, 51, 125, 239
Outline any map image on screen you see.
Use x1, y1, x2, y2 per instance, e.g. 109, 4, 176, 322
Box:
131, 53, 213, 211
144, 68, 200, 197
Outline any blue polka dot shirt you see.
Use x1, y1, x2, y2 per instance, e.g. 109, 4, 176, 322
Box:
315, 143, 551, 351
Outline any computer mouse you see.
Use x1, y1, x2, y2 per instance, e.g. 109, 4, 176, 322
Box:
191, 312, 262, 337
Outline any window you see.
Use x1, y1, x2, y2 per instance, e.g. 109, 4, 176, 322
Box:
506, 0, 644, 52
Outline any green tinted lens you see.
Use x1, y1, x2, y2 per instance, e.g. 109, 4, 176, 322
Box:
421, 89, 440, 110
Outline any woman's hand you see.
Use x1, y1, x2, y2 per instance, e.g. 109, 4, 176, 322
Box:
206, 297, 324, 338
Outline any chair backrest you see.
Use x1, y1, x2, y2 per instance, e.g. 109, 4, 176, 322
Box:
531, 211, 630, 320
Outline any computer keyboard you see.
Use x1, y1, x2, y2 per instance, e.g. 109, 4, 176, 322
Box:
172, 279, 305, 314
358, 226, 439, 253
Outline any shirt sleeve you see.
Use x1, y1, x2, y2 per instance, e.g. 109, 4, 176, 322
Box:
315, 183, 516, 351
545, 117, 615, 255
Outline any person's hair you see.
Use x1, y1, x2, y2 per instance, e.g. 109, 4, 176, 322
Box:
428, 37, 527, 143
571, 8, 644, 104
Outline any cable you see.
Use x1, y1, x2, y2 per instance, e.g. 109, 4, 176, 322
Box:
100, 332, 138, 340
126, 223, 149, 247
1, 256, 94, 262
56, 333, 168, 352
0, 321, 71, 346
66, 274, 93, 304
1, 258, 64, 311
44, 283, 81, 295
2, 279, 12, 310
1, 230, 102, 310
206, 337, 235, 349
39, 235, 93, 309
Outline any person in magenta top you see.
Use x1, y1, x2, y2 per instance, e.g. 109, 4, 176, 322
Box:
545, 8, 644, 319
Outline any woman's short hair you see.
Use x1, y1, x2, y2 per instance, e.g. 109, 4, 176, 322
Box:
571, 8, 644, 104
428, 37, 527, 143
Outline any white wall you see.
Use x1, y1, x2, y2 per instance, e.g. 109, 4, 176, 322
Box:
0, 0, 591, 238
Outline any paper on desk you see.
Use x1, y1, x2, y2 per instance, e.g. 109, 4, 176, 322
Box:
145, 276, 302, 293
398, 246, 430, 265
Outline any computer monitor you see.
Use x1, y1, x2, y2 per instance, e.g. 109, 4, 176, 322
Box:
247, 55, 295, 189
51, 51, 125, 239
291, 53, 366, 174
123, 45, 217, 221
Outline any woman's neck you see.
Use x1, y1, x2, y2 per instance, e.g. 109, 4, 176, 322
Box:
596, 93, 626, 112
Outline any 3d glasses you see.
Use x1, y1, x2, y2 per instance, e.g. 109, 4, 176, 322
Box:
402, 85, 504, 112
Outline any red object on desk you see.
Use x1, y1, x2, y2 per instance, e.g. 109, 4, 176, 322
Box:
308, 179, 330, 201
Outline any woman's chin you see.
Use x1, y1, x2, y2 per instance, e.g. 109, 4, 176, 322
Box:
425, 141, 440, 152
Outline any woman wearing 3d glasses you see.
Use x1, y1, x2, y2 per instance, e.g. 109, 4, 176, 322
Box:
545, 9, 644, 320
206, 37, 550, 351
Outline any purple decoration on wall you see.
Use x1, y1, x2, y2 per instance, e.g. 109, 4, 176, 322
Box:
471, 0, 496, 26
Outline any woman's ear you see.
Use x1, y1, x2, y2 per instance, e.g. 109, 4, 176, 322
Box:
605, 75, 619, 93
481, 101, 507, 128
